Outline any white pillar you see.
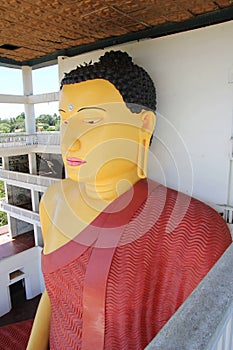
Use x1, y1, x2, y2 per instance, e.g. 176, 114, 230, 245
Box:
2, 156, 9, 171
2, 157, 9, 205
22, 66, 36, 134
2, 156, 13, 238
31, 190, 39, 211
2, 157, 9, 200
28, 153, 37, 175
28, 152, 40, 246
28, 153, 39, 212
22, 68, 38, 244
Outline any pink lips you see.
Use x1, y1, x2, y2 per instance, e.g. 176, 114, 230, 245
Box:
67, 157, 87, 166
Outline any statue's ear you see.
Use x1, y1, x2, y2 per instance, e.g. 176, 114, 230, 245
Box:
137, 110, 156, 179
140, 110, 156, 134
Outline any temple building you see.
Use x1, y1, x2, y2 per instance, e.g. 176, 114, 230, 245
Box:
0, 1, 232, 349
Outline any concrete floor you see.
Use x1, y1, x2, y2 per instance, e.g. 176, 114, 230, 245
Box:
0, 231, 34, 261
0, 294, 41, 327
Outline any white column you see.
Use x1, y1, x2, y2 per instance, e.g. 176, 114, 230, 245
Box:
23, 70, 39, 245
22, 66, 36, 134
28, 152, 40, 245
2, 156, 9, 171
28, 153, 37, 175
2, 157, 9, 203
28, 153, 39, 212
33, 225, 39, 246
2, 156, 12, 238
30, 189, 39, 212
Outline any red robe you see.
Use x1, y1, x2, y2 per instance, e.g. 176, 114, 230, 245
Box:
42, 179, 231, 349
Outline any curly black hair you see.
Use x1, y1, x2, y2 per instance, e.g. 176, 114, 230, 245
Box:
60, 51, 156, 114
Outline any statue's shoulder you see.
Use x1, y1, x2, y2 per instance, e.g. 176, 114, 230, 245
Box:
41, 178, 78, 206
162, 184, 229, 235
41, 179, 62, 202
148, 181, 227, 226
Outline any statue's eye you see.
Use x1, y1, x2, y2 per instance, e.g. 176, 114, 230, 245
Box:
83, 118, 102, 124
78, 107, 105, 124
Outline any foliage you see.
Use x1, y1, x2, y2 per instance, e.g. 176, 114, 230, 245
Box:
0, 211, 7, 226
0, 180, 7, 226
0, 180, 5, 198
0, 112, 26, 133
0, 122, 10, 133
36, 113, 60, 131
0, 112, 60, 133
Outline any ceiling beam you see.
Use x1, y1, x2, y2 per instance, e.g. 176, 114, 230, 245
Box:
0, 6, 233, 69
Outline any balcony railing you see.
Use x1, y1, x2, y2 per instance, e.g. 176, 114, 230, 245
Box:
0, 132, 60, 148
218, 205, 233, 238
0, 169, 58, 192
221, 205, 233, 224
0, 202, 40, 226
146, 243, 233, 350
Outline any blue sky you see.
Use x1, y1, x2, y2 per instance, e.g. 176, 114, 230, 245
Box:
0, 64, 59, 119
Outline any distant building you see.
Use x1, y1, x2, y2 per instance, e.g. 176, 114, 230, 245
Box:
0, 133, 63, 246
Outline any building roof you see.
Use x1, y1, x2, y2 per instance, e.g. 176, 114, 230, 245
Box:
0, 0, 233, 67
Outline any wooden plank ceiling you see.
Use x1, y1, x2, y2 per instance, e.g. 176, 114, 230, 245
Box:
0, 0, 233, 66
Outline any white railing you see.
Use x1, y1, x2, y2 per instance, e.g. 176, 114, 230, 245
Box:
0, 169, 58, 192
210, 204, 233, 239
0, 133, 37, 148
0, 131, 60, 148
221, 205, 233, 224
36, 131, 60, 146
146, 243, 233, 350
220, 205, 233, 238
0, 202, 40, 226
207, 301, 233, 350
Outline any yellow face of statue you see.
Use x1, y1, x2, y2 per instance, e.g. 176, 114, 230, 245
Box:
59, 79, 155, 184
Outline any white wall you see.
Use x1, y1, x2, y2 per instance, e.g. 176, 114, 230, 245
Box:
0, 247, 44, 316
58, 21, 233, 206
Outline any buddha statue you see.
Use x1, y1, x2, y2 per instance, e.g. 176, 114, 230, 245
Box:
27, 51, 231, 350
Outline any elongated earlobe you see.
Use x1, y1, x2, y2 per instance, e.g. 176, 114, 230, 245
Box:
137, 110, 156, 178
137, 133, 149, 178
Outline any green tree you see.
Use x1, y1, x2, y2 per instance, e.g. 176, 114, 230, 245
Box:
0, 180, 7, 226
16, 112, 25, 121
9, 117, 17, 132
0, 112, 59, 134
15, 112, 26, 131
0, 113, 25, 134
36, 114, 55, 126
36, 113, 60, 132
55, 120, 60, 131
0, 123, 10, 133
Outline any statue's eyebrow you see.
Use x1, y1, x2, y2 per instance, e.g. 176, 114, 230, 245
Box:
77, 107, 106, 112
58, 108, 66, 113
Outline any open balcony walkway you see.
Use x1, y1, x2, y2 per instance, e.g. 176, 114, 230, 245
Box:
0, 132, 61, 157
0, 168, 58, 192
0, 132, 60, 148
0, 229, 35, 261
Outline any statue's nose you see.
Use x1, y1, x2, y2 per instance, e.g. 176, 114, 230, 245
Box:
69, 139, 81, 152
